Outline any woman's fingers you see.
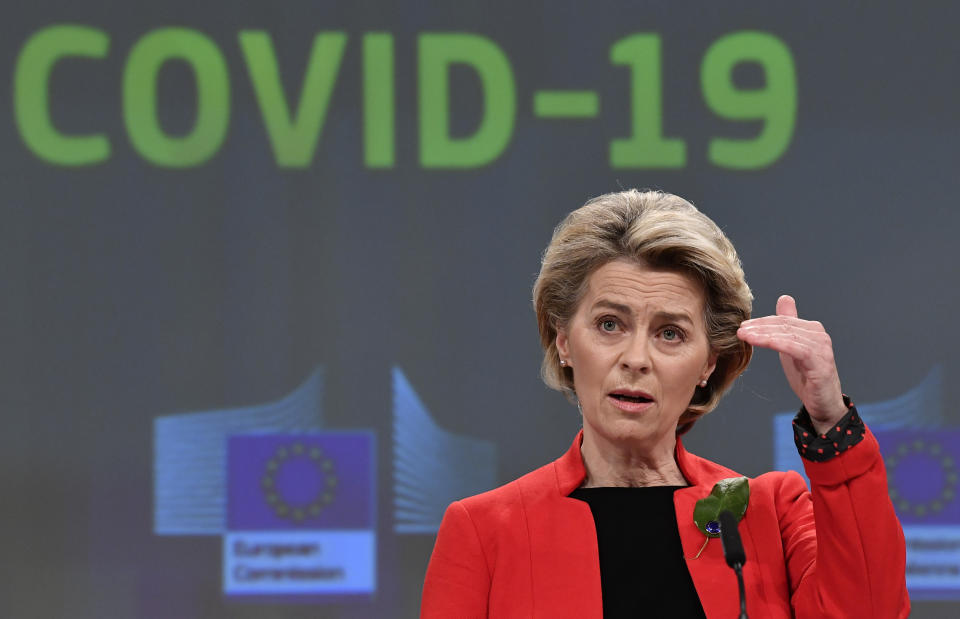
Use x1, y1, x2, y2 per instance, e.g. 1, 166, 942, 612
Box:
740, 294, 847, 427
736, 328, 825, 367
739, 315, 826, 334
776, 294, 798, 318
737, 323, 832, 349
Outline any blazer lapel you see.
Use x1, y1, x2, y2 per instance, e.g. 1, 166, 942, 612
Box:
674, 439, 742, 619
527, 494, 604, 618
524, 431, 603, 618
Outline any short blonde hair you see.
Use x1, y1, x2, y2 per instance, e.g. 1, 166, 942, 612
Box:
532, 189, 753, 433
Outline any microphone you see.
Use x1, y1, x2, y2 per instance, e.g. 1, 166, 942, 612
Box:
718, 510, 748, 619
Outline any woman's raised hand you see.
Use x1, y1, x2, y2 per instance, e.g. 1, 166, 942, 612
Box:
737, 295, 848, 434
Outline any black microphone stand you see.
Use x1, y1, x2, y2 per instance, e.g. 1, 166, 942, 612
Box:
731, 561, 748, 619
718, 510, 749, 619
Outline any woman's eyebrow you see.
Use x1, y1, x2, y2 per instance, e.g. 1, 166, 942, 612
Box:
590, 299, 632, 315
653, 310, 694, 325
591, 300, 694, 326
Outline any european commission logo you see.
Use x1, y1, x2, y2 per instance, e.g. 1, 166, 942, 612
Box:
153, 367, 496, 602
224, 433, 376, 597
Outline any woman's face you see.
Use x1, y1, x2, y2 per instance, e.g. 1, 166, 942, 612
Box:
556, 259, 717, 453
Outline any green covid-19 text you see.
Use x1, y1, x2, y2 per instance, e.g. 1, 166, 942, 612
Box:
13, 25, 797, 170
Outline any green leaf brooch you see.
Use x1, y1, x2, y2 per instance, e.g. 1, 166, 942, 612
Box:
691, 476, 750, 558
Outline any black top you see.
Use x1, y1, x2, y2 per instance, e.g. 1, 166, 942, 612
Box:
568, 486, 707, 619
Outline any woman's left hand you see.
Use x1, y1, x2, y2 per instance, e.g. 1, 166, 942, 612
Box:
737, 295, 848, 434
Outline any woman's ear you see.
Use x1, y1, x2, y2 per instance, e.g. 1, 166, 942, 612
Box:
703, 351, 718, 382
555, 328, 569, 361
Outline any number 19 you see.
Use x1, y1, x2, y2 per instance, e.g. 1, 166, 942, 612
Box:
611, 31, 797, 170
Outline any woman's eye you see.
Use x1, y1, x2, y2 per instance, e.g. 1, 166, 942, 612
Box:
600, 319, 618, 332
662, 328, 682, 341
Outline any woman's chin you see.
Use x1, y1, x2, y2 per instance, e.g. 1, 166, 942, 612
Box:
594, 418, 671, 448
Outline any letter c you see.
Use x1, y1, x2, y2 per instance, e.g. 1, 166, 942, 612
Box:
14, 25, 110, 165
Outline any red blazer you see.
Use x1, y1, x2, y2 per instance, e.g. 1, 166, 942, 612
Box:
421, 428, 909, 618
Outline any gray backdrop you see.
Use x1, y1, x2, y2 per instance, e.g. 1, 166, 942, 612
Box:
2, 1, 958, 617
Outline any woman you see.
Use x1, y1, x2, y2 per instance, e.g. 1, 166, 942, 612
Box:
420, 190, 909, 618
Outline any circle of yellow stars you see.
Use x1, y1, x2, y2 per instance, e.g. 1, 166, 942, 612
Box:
260, 442, 338, 522
885, 439, 958, 518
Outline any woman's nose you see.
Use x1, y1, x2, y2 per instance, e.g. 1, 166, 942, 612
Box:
620, 333, 651, 373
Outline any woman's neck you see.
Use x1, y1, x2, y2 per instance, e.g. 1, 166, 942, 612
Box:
579, 430, 687, 487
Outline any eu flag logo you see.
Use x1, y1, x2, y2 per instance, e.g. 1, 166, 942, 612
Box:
227, 433, 375, 530
224, 433, 377, 596
874, 428, 960, 524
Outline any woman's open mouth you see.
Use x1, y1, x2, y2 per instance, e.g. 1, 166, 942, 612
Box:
610, 393, 652, 403
608, 391, 654, 412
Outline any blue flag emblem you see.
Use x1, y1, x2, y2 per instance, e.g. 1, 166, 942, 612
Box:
228, 433, 374, 530
223, 432, 377, 597
874, 428, 960, 525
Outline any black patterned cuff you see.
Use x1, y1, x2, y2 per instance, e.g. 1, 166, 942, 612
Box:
793, 395, 866, 463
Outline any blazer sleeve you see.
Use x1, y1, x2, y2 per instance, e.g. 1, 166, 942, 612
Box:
421, 500, 491, 619
776, 426, 910, 618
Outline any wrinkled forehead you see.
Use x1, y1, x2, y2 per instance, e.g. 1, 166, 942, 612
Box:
577, 259, 708, 321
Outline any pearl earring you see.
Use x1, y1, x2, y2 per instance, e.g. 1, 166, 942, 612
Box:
560, 359, 567, 367
699, 379, 708, 387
